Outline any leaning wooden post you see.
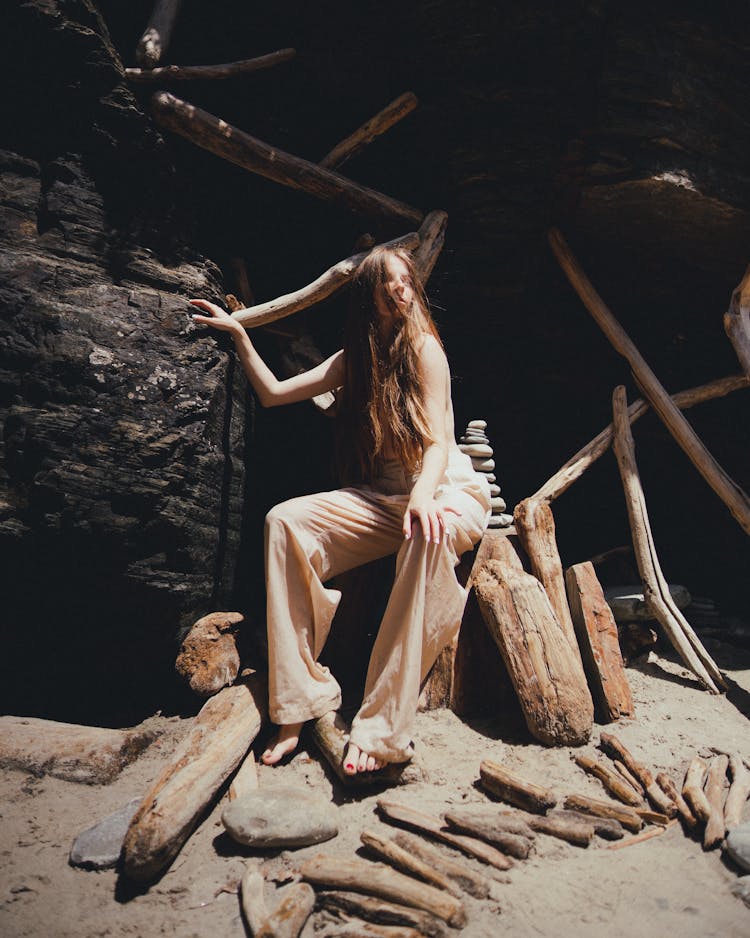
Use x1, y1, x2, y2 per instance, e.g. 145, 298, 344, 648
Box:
611, 385, 724, 693
725, 263, 750, 377
136, 0, 183, 69
414, 210, 448, 285
126, 49, 296, 82
151, 93, 423, 226
320, 93, 419, 170
549, 228, 750, 537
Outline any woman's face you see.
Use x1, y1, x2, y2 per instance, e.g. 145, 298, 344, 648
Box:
375, 255, 413, 325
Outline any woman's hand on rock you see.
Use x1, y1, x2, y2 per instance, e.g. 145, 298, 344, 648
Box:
189, 299, 243, 336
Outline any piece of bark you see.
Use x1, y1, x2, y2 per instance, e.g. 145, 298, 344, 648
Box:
231, 232, 419, 329
227, 750, 258, 801
549, 809, 624, 840
606, 820, 677, 850
656, 772, 697, 828
122, 675, 267, 881
475, 560, 593, 746
563, 794, 643, 833
532, 374, 749, 503
479, 759, 558, 813
725, 263, 750, 377
682, 757, 712, 823
0, 716, 157, 785
443, 807, 534, 859
634, 809, 671, 825
152, 93, 423, 226
550, 227, 750, 536
725, 753, 750, 830
310, 711, 425, 787
703, 755, 729, 850
414, 210, 448, 285
299, 855, 466, 928
136, 0, 183, 68
320, 93, 418, 170
614, 761, 645, 797
319, 923, 423, 938
174, 610, 242, 697
360, 830, 462, 898
241, 862, 269, 937
513, 497, 579, 652
257, 883, 315, 938
611, 386, 724, 693
565, 562, 634, 722
599, 732, 676, 817
573, 754, 643, 807
317, 891, 448, 938
126, 49, 295, 82
390, 830, 507, 899
502, 809, 595, 848
376, 798, 513, 872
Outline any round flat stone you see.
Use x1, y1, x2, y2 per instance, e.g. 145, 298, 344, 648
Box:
487, 513, 513, 528
69, 797, 142, 870
459, 443, 493, 458
484, 473, 496, 483
726, 823, 750, 873
604, 584, 691, 622
489, 484, 501, 497
490, 496, 506, 512
471, 457, 495, 472
460, 434, 489, 444
222, 787, 338, 849
468, 420, 487, 430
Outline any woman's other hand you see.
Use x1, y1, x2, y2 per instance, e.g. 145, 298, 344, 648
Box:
402, 494, 460, 544
189, 298, 243, 336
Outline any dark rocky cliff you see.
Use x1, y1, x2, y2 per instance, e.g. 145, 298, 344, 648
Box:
2, 0, 748, 723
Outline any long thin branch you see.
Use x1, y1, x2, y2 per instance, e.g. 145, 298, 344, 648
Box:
136, 0, 183, 69
320, 93, 419, 170
126, 49, 296, 82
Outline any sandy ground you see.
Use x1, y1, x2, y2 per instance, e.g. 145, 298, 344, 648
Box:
2, 640, 750, 938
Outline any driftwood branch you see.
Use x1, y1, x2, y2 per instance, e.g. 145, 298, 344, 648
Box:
725, 752, 750, 830
598, 732, 676, 817
443, 807, 534, 859
257, 883, 315, 938
656, 772, 697, 828
533, 374, 748, 503
682, 757, 712, 823
703, 755, 728, 849
320, 93, 419, 170
611, 386, 725, 693
414, 210, 449, 285
724, 263, 750, 377
360, 830, 462, 898
317, 891, 449, 938
240, 862, 268, 937
152, 93, 423, 226
563, 794, 643, 833
136, 0, 183, 69
479, 759, 557, 813
573, 754, 643, 807
549, 228, 750, 536
605, 820, 677, 850
231, 233, 419, 329
126, 49, 295, 82
389, 831, 507, 898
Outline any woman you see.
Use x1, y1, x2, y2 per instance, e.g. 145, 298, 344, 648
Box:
190, 247, 490, 775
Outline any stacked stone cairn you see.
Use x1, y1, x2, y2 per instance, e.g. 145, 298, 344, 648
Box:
459, 419, 514, 529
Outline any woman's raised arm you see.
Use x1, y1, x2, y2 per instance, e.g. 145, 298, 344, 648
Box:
189, 299, 344, 407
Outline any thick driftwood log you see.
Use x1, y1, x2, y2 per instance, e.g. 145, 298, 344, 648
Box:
513, 497, 579, 652
598, 732, 676, 817
175, 610, 242, 697
532, 375, 749, 503
443, 808, 534, 859
320, 93, 419, 170
126, 49, 295, 82
414, 210, 449, 285
317, 891, 449, 938
241, 862, 268, 937
614, 761, 645, 797
682, 757, 712, 823
475, 559, 593, 746
506, 809, 595, 847
152, 93, 423, 226
390, 831, 507, 898
611, 386, 725, 693
360, 830, 462, 898
257, 883, 316, 938
725, 753, 750, 830
479, 759, 557, 813
227, 750, 258, 801
231, 233, 419, 329
376, 798, 513, 872
550, 228, 750, 536
656, 772, 697, 828
563, 794, 643, 833
0, 716, 157, 785
122, 675, 267, 881
549, 809, 624, 840
565, 562, 634, 722
703, 755, 729, 850
136, 0, 183, 68
299, 855, 466, 928
310, 711, 425, 787
725, 263, 750, 377
573, 754, 643, 807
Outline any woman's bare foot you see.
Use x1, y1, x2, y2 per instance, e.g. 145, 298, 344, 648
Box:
261, 722, 304, 765
343, 742, 386, 775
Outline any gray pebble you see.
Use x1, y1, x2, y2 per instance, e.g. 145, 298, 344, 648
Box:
730, 875, 750, 908
726, 822, 750, 873
604, 584, 691, 622
487, 513, 514, 528
69, 797, 142, 870
484, 473, 496, 483
222, 787, 338, 849
489, 484, 501, 497
471, 457, 495, 472
460, 443, 493, 458
490, 497, 506, 512
468, 420, 487, 430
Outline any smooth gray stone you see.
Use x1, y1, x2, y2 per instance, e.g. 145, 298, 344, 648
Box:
460, 435, 489, 445
487, 513, 513, 528
222, 787, 338, 849
467, 420, 487, 430
484, 473, 496, 483
726, 822, 750, 873
69, 797, 141, 870
459, 443, 493, 458
731, 875, 750, 908
490, 497, 506, 512
489, 484, 501, 497
604, 584, 691, 622
471, 457, 495, 472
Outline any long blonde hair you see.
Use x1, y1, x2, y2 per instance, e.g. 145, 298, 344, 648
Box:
335, 247, 443, 483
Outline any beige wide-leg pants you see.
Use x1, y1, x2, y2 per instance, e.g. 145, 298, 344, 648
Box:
264, 449, 490, 763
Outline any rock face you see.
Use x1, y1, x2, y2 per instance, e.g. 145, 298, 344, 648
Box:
221, 788, 339, 848
1, 2, 247, 721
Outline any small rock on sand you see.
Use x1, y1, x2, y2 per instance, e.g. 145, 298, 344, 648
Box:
222, 787, 338, 849
69, 797, 142, 870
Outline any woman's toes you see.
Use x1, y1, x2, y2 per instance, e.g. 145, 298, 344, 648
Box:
356, 749, 369, 773
343, 743, 359, 775
365, 755, 376, 772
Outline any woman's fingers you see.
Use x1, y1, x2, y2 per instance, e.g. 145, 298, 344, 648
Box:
402, 508, 412, 540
